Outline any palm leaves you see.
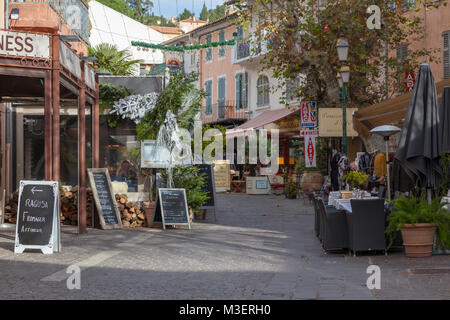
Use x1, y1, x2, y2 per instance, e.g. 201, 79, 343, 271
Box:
88, 43, 142, 76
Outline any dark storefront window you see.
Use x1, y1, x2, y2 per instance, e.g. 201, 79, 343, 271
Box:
60, 113, 78, 186
99, 116, 139, 192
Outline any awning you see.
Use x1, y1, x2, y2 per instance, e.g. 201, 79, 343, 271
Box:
353, 78, 450, 139
226, 107, 299, 138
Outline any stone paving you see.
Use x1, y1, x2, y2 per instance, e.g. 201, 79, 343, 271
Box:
0, 193, 448, 300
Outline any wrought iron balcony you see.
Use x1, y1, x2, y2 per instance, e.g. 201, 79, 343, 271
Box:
202, 101, 248, 123
8, 0, 90, 43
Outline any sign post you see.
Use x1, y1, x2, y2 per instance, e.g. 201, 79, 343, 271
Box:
300, 101, 318, 128
14, 181, 60, 254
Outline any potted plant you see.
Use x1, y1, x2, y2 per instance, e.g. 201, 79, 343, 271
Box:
162, 166, 209, 224
342, 170, 369, 190
285, 179, 298, 199
386, 195, 450, 258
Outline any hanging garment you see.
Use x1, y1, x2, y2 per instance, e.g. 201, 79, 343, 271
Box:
358, 152, 371, 174
330, 152, 341, 191
374, 152, 387, 179
338, 155, 348, 179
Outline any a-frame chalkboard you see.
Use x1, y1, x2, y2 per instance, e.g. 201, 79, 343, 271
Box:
87, 168, 123, 230
153, 188, 190, 230
195, 164, 216, 210
14, 180, 60, 254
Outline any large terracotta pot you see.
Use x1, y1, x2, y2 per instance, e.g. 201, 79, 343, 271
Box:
143, 202, 156, 228
300, 171, 324, 195
401, 223, 437, 258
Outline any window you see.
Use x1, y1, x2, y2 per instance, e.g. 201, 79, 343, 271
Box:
219, 30, 225, 57
286, 76, 301, 102
206, 34, 212, 62
257, 75, 270, 107
444, 31, 450, 79
235, 72, 248, 109
205, 80, 213, 114
236, 26, 244, 40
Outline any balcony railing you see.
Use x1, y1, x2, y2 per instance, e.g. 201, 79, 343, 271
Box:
9, 0, 90, 43
234, 38, 273, 63
202, 101, 248, 123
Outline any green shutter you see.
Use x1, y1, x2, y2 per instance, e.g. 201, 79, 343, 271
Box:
205, 80, 212, 114
235, 74, 241, 108
243, 72, 247, 108
218, 77, 226, 106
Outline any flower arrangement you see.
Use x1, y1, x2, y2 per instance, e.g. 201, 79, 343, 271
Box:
342, 170, 369, 189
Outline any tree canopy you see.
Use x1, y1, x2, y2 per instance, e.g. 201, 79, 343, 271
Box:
234, 0, 442, 108
179, 8, 195, 21
96, 0, 135, 17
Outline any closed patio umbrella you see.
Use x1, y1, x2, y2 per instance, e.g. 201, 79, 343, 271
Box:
395, 64, 442, 198
439, 87, 450, 154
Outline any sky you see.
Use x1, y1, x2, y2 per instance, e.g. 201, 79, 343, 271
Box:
154, 0, 225, 18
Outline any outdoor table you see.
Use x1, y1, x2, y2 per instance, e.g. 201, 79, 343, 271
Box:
335, 197, 380, 213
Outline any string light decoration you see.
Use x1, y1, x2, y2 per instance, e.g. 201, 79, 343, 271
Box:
132, 39, 236, 52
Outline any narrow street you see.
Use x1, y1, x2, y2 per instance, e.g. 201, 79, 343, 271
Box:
0, 194, 448, 300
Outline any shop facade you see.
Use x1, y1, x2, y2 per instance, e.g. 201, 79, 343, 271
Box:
0, 29, 99, 233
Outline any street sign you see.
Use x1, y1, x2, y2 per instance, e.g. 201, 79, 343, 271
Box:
304, 134, 317, 168
153, 188, 190, 230
404, 72, 416, 92
88, 168, 123, 230
300, 101, 318, 128
15, 181, 60, 254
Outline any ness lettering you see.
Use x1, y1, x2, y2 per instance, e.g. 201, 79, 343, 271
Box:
0, 34, 34, 54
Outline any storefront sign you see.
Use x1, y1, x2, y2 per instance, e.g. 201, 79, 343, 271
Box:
318, 108, 358, 137
153, 188, 190, 230
300, 101, 318, 128
195, 164, 216, 209
304, 133, 317, 168
404, 72, 416, 92
167, 58, 182, 76
141, 140, 171, 168
0, 30, 50, 58
213, 160, 230, 191
15, 181, 60, 254
87, 168, 123, 230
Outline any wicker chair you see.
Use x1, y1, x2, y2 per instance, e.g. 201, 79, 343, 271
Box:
347, 199, 386, 256
317, 198, 348, 251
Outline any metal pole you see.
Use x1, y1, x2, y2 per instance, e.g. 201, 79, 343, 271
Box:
385, 137, 391, 200
342, 84, 347, 155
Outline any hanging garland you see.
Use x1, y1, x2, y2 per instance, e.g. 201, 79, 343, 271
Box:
131, 39, 236, 52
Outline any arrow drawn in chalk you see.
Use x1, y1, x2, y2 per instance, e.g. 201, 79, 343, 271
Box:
31, 187, 43, 194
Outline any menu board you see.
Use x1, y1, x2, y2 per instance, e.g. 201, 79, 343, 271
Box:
153, 188, 190, 230
15, 181, 60, 254
213, 160, 230, 192
88, 169, 122, 229
195, 164, 216, 209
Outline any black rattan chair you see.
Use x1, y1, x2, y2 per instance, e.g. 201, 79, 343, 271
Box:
347, 199, 386, 256
317, 198, 348, 251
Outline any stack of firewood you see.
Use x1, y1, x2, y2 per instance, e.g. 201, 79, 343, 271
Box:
3, 191, 18, 223
60, 186, 94, 226
115, 194, 147, 228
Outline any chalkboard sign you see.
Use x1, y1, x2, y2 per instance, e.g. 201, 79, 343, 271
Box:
14, 181, 60, 254
87, 168, 122, 230
195, 164, 216, 209
153, 188, 190, 230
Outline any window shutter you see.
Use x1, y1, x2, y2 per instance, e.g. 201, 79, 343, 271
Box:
444, 31, 450, 79
218, 78, 225, 106
243, 72, 248, 108
235, 74, 241, 108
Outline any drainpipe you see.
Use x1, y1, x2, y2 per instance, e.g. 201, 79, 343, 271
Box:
5, 0, 9, 29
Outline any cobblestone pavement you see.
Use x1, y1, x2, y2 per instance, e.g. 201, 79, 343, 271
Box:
0, 193, 448, 300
